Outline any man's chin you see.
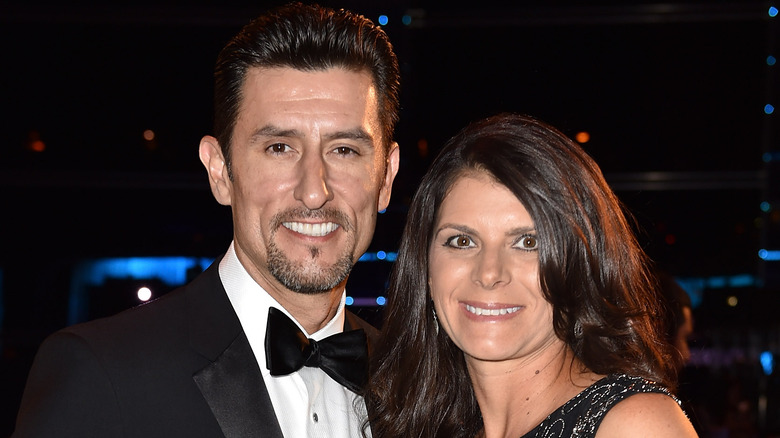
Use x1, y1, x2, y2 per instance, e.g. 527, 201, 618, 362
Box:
268, 260, 352, 295
289, 285, 336, 296
274, 272, 348, 295
266, 240, 356, 292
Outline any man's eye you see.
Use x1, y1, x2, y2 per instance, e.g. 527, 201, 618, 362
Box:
445, 235, 475, 248
268, 143, 290, 153
514, 235, 539, 251
334, 146, 358, 155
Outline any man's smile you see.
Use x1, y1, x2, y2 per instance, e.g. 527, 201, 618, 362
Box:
282, 221, 340, 237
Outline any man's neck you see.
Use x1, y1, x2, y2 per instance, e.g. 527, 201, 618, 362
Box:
267, 286, 345, 334
231, 242, 347, 334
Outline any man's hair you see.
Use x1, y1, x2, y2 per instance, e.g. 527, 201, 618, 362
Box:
213, 2, 400, 176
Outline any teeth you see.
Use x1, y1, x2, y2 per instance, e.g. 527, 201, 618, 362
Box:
465, 304, 522, 316
282, 222, 339, 237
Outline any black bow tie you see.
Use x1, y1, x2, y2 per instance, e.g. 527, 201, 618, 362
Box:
264, 307, 368, 393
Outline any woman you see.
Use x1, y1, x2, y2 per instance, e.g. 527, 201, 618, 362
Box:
365, 114, 697, 437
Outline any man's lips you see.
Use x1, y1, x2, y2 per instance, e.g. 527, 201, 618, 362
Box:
282, 221, 340, 237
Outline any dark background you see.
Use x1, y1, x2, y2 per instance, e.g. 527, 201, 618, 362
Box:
1, 1, 778, 436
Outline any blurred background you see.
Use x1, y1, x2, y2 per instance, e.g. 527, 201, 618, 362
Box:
1, 0, 778, 436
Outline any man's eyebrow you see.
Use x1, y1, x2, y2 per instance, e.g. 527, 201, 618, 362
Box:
249, 125, 301, 141
322, 128, 375, 144
248, 125, 376, 146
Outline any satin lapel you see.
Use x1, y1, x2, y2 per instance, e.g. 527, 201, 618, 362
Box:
344, 310, 380, 356
187, 258, 283, 438
193, 332, 283, 438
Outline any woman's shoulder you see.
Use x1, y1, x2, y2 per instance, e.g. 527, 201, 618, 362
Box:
521, 374, 684, 438
593, 375, 698, 437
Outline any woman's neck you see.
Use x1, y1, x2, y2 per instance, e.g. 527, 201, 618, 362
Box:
467, 344, 599, 438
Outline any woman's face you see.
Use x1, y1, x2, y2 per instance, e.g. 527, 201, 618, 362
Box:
428, 173, 559, 364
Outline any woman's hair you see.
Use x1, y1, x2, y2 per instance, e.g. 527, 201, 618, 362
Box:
365, 113, 678, 438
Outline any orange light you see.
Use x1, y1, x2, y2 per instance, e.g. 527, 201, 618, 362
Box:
575, 131, 590, 143
143, 129, 155, 141
417, 138, 429, 158
30, 140, 46, 152
27, 131, 46, 152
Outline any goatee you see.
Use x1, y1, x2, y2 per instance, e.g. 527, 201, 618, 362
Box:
266, 207, 356, 294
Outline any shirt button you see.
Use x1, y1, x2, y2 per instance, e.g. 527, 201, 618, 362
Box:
312, 413, 319, 423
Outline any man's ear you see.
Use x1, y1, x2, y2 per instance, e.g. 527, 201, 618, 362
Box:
378, 142, 400, 211
199, 136, 232, 206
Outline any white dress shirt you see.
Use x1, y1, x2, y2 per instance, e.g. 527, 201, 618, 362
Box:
219, 242, 369, 438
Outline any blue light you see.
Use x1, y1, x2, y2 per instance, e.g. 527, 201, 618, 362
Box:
769, 55, 777, 66
346, 296, 354, 306
376, 296, 387, 306
761, 201, 772, 212
761, 351, 774, 375
378, 15, 389, 25
766, 151, 780, 162
759, 249, 780, 261
68, 256, 215, 325
402, 15, 412, 25
765, 104, 775, 114
79, 257, 213, 286
358, 251, 397, 262
707, 277, 726, 288
728, 274, 754, 288
769, 6, 778, 17
379, 208, 386, 214
675, 277, 704, 308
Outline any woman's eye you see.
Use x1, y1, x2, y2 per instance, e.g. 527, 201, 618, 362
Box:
445, 235, 475, 248
515, 235, 539, 251
268, 143, 290, 153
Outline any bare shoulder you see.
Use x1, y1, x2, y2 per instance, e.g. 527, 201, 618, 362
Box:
595, 392, 698, 438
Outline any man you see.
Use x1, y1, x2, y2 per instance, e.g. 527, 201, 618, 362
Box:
13, 3, 400, 437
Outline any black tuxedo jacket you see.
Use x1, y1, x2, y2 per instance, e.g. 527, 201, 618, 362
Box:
12, 258, 378, 438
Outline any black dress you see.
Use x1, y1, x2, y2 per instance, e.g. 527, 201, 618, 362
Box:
520, 374, 680, 438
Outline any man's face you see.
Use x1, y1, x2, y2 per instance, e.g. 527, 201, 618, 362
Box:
200, 67, 399, 301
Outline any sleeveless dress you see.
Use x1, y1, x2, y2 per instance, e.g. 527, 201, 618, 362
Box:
519, 374, 680, 438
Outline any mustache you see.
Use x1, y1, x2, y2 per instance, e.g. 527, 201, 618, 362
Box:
270, 207, 353, 233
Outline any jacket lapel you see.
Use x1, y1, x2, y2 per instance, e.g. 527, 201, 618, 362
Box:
344, 309, 380, 356
185, 260, 380, 437
186, 259, 283, 438
193, 332, 283, 438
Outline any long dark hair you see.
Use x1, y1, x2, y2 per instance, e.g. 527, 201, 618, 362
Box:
213, 2, 400, 176
365, 114, 677, 438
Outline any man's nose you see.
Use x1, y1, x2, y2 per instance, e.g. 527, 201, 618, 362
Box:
293, 152, 333, 209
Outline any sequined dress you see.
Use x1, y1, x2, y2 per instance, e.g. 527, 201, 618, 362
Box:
519, 374, 679, 438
